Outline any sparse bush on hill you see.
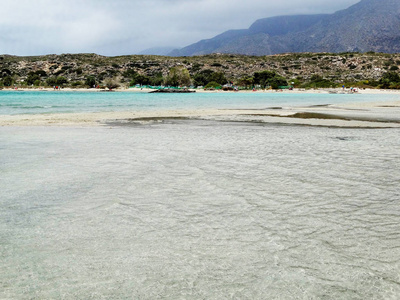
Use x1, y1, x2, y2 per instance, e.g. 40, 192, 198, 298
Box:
303, 75, 336, 88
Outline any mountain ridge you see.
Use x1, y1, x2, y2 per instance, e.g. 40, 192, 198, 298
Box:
169, 0, 400, 56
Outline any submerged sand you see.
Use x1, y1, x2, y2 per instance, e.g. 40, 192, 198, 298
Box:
1, 101, 400, 128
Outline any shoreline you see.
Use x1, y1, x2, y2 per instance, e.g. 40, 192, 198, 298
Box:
1, 87, 399, 128
2, 87, 400, 95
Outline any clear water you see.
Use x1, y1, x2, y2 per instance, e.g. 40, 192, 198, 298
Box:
1, 90, 399, 115
1, 92, 400, 299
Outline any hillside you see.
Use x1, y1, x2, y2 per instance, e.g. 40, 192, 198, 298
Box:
170, 0, 400, 56
1, 52, 400, 88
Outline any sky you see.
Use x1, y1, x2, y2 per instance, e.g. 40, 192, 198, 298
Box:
0, 0, 361, 56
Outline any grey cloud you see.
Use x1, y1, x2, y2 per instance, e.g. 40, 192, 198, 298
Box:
0, 0, 360, 56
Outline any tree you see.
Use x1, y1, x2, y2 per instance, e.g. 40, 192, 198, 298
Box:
268, 76, 288, 89
210, 72, 227, 85
85, 76, 96, 88
193, 73, 208, 87
105, 78, 120, 90
56, 76, 68, 85
26, 73, 40, 85
149, 72, 164, 86
35, 70, 47, 77
46, 77, 56, 86
238, 76, 254, 88
123, 69, 137, 78
193, 69, 227, 86
3, 76, 13, 86
165, 66, 191, 87
379, 71, 400, 89
253, 70, 277, 88
253, 70, 288, 89
1, 68, 12, 78
204, 81, 222, 89
130, 74, 150, 86
304, 75, 333, 88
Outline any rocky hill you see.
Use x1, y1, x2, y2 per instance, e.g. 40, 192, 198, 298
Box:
169, 0, 400, 56
1, 52, 399, 88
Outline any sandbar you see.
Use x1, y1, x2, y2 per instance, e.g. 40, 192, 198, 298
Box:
1, 100, 400, 128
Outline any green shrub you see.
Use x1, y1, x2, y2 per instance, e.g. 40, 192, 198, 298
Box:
303, 75, 335, 88
56, 76, 68, 85
46, 77, 57, 86
129, 74, 150, 86
204, 81, 221, 89
71, 81, 83, 87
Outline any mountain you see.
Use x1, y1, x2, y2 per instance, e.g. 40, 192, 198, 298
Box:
138, 47, 178, 56
169, 0, 400, 56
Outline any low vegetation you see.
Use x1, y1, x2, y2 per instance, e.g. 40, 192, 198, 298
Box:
1, 52, 400, 89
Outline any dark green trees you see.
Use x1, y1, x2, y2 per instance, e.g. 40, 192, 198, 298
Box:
253, 70, 288, 89
2, 76, 13, 86
193, 70, 227, 87
379, 72, 400, 89
84, 76, 96, 88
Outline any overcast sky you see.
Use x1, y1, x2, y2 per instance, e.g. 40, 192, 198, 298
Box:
0, 0, 360, 56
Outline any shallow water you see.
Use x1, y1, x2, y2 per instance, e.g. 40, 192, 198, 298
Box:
1, 90, 399, 115
1, 121, 399, 299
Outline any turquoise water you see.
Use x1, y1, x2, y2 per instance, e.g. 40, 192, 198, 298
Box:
1, 90, 400, 298
1, 90, 397, 115
1, 123, 400, 298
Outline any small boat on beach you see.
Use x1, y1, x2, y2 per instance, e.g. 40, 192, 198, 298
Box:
149, 89, 195, 93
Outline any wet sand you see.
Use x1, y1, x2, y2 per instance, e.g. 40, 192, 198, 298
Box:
1, 100, 400, 128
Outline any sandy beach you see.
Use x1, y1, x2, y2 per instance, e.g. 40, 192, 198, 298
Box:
5, 86, 400, 95
1, 88, 400, 128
